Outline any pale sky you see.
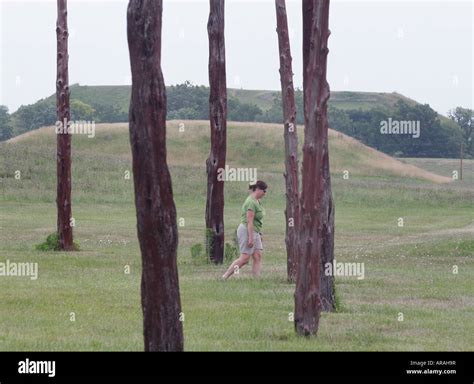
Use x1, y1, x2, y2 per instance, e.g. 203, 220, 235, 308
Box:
0, 0, 472, 116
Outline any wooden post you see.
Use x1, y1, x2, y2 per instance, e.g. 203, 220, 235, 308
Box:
206, 0, 227, 264
56, 0, 74, 251
302, 0, 336, 313
275, 0, 300, 283
295, 0, 333, 336
127, 0, 184, 351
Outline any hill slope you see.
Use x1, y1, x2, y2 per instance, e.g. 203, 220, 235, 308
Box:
6, 84, 463, 160
1, 121, 473, 351
5, 121, 450, 184
50, 84, 415, 114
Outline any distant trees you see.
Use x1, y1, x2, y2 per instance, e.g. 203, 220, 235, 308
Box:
165, 82, 264, 122
12, 100, 56, 136
205, 0, 227, 264
127, 0, 184, 351
259, 90, 303, 124
0, 106, 13, 141
256, 92, 463, 159
5, 97, 464, 161
167, 81, 209, 120
56, 0, 74, 251
449, 107, 473, 157
5, 98, 117, 138
6, 83, 264, 139
227, 98, 262, 122
70, 99, 95, 121
330, 101, 463, 158
88, 102, 127, 123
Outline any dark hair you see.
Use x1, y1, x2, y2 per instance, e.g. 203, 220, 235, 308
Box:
249, 180, 268, 192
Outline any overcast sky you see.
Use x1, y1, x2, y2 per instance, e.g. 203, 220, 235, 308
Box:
0, 0, 472, 116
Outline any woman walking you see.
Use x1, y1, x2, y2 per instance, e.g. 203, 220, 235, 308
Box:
222, 180, 267, 280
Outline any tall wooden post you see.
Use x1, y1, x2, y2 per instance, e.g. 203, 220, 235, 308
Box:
302, 0, 335, 312
127, 0, 184, 351
56, 0, 74, 251
295, 0, 333, 336
206, 0, 227, 264
275, 0, 300, 283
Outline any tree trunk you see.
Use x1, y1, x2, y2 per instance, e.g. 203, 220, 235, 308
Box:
127, 0, 184, 352
295, 0, 332, 336
275, 0, 300, 283
320, 152, 335, 312
303, 0, 335, 313
56, 0, 73, 251
206, 0, 227, 264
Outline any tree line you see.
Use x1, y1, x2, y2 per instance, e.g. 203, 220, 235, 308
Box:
0, 82, 262, 139
1, 88, 470, 158
261, 93, 470, 158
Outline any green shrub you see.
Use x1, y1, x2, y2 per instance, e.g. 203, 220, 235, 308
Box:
35, 232, 80, 251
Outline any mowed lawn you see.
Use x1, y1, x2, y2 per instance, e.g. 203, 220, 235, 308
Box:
0, 122, 473, 351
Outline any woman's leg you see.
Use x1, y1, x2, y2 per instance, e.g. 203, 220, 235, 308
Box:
251, 250, 262, 278
222, 253, 251, 280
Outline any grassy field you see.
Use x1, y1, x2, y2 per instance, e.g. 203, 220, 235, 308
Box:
0, 121, 473, 351
401, 157, 474, 186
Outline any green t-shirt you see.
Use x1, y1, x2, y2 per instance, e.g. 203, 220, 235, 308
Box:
241, 195, 265, 233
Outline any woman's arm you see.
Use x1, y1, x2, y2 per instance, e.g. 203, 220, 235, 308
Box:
246, 210, 255, 248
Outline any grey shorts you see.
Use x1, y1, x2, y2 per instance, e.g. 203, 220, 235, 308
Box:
237, 223, 263, 255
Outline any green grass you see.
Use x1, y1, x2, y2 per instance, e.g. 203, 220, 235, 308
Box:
401, 157, 474, 186
0, 121, 473, 351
